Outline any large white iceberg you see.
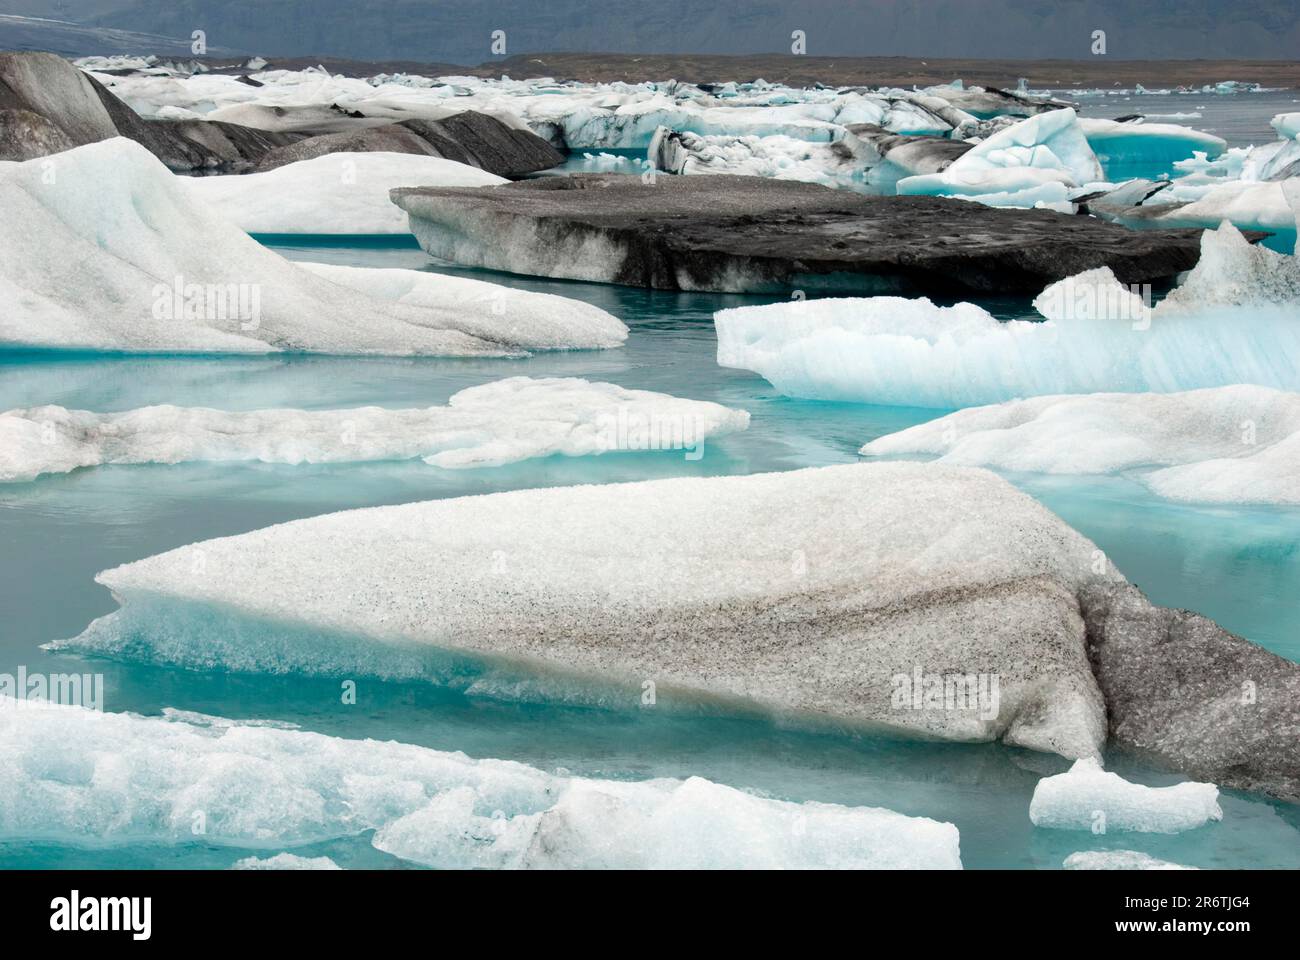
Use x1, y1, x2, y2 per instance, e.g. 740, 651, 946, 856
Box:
897, 109, 1104, 210
0, 700, 962, 869
0, 138, 624, 355
0, 377, 750, 482
1029, 758, 1222, 834
860, 385, 1300, 506
716, 225, 1300, 407
183, 152, 506, 235
55, 462, 1121, 760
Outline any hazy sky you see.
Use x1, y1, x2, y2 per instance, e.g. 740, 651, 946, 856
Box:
3, 0, 1297, 62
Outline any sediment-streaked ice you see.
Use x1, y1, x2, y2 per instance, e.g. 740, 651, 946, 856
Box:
183, 152, 505, 235
0, 377, 750, 481
716, 224, 1300, 407
1029, 758, 1222, 834
54, 463, 1121, 759
0, 701, 963, 869
0, 138, 623, 355
860, 386, 1300, 505
1062, 851, 1197, 870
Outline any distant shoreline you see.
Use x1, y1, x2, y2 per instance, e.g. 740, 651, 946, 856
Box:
131, 52, 1300, 90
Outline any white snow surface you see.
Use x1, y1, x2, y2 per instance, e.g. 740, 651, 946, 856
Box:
1029, 758, 1223, 834
0, 139, 624, 355
232, 854, 343, 870
860, 385, 1300, 505
55, 462, 1121, 760
0, 700, 962, 869
183, 152, 505, 235
0, 378, 750, 481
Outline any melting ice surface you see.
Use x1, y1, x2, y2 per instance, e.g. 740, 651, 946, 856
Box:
4, 124, 1300, 869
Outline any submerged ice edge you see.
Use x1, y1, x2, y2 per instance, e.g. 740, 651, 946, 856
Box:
0, 698, 963, 870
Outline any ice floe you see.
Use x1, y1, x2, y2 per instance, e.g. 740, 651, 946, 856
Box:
0, 378, 750, 482
1062, 851, 1197, 870
717, 224, 1300, 407
232, 854, 343, 870
1029, 758, 1222, 834
1078, 117, 1227, 179
183, 152, 506, 235
860, 386, 1300, 506
0, 138, 624, 355
55, 462, 1121, 759
0, 701, 963, 869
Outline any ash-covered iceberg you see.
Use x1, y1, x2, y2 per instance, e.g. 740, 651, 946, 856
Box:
52, 462, 1300, 798
716, 224, 1299, 407
1029, 758, 1222, 834
183, 152, 506, 235
0, 701, 962, 869
860, 385, 1300, 506
0, 378, 750, 482
0, 139, 625, 355
59, 463, 1119, 760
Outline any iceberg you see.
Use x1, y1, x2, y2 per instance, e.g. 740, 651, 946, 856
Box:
1029, 758, 1222, 834
0, 139, 625, 355
0, 700, 963, 869
1062, 851, 1196, 870
897, 109, 1104, 209
0, 378, 750, 482
58, 462, 1124, 760
183, 152, 506, 235
1078, 117, 1226, 179
1271, 112, 1300, 141
860, 385, 1300, 506
716, 225, 1300, 408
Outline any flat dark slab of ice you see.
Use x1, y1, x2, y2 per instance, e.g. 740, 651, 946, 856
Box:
393, 172, 1213, 295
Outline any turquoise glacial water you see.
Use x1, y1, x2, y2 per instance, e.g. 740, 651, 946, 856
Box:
1, 241, 1297, 869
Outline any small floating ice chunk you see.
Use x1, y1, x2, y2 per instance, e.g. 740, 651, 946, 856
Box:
1063, 850, 1197, 870
0, 701, 962, 869
0, 377, 747, 481
860, 385, 1300, 505
1029, 758, 1222, 834
184, 152, 506, 235
232, 853, 343, 870
1158, 221, 1300, 311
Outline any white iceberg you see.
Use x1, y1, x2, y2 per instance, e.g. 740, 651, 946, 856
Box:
1062, 851, 1197, 870
716, 225, 1300, 407
860, 385, 1300, 506
0, 138, 624, 355
1029, 758, 1222, 834
0, 377, 751, 482
53, 462, 1120, 760
0, 700, 962, 869
897, 109, 1103, 209
183, 152, 506, 235
1271, 112, 1300, 141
